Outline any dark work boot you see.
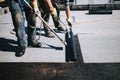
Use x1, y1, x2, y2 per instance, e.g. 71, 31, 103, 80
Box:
15, 47, 26, 57
53, 18, 66, 31
57, 22, 66, 31
28, 41, 42, 48
45, 32, 54, 38
44, 26, 54, 38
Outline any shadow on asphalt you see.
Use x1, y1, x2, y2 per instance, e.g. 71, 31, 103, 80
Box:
41, 42, 63, 50
0, 37, 17, 53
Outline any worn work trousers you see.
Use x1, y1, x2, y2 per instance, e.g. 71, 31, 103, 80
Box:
9, 0, 37, 49
38, 0, 60, 29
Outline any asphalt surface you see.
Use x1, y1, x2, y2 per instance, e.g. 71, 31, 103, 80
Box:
0, 10, 120, 80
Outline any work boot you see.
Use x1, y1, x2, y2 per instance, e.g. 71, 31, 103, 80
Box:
28, 41, 42, 47
44, 26, 54, 38
53, 18, 66, 31
45, 31, 54, 38
57, 23, 66, 31
15, 47, 26, 57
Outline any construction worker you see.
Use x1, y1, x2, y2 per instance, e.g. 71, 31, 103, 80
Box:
51, 0, 72, 27
38, 0, 66, 38
9, 0, 42, 57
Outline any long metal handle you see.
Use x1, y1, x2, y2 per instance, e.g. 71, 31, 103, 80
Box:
23, 0, 67, 45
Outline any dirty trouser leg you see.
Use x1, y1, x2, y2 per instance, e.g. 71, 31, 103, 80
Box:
9, 0, 27, 50
24, 7, 42, 47
41, 12, 50, 34
52, 1, 60, 27
41, 11, 55, 38
24, 7, 36, 44
52, 2, 66, 31
38, 0, 54, 38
